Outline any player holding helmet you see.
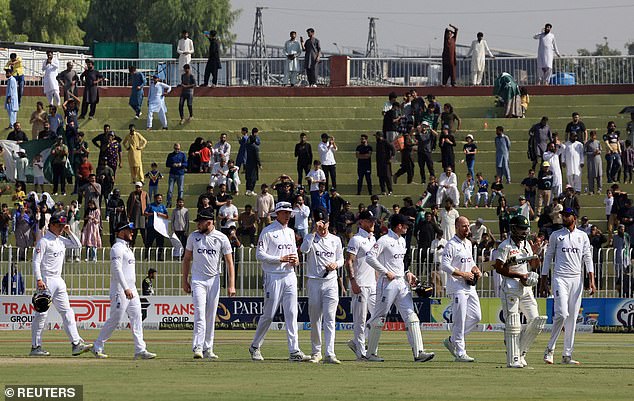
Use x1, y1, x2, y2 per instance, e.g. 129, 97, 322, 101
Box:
494, 215, 546, 368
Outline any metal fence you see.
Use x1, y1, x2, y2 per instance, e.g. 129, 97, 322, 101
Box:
1, 245, 630, 298
6, 54, 634, 87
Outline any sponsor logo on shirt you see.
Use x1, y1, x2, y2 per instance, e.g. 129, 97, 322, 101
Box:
197, 248, 218, 255
277, 244, 294, 250
460, 257, 473, 263
316, 251, 334, 258
393, 253, 406, 259
562, 247, 580, 253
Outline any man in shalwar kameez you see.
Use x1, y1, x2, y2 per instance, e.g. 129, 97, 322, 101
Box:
5, 69, 19, 128
146, 75, 171, 130
466, 32, 494, 86
533, 24, 561, 85
284, 31, 302, 86
122, 124, 148, 183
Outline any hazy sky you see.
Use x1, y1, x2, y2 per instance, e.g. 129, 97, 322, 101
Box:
229, 0, 634, 56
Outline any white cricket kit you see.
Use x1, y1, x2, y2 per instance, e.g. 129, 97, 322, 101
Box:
31, 231, 84, 347
441, 235, 482, 358
186, 229, 232, 352
94, 239, 147, 354
365, 230, 427, 359
252, 220, 302, 353
542, 227, 593, 357
300, 232, 344, 357
346, 228, 377, 357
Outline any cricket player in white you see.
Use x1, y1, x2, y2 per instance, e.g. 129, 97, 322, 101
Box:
300, 208, 344, 364
541, 207, 595, 365
441, 216, 482, 362
250, 202, 310, 362
182, 209, 236, 359
30, 212, 93, 356
92, 221, 156, 359
494, 215, 546, 368
365, 213, 435, 363
345, 210, 377, 360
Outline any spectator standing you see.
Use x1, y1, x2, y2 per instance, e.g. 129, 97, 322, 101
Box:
29, 102, 47, 140
318, 133, 337, 190
306, 160, 326, 207
219, 196, 238, 236
495, 126, 511, 184
284, 31, 302, 86
92, 124, 122, 163
441, 25, 458, 87
521, 169, 538, 211
128, 66, 145, 119
176, 30, 194, 74
543, 142, 563, 198
5, 69, 19, 128
142, 268, 156, 296
439, 125, 456, 171
295, 133, 313, 186
237, 204, 257, 246
623, 140, 634, 184
301, 28, 321, 87
122, 124, 148, 184
604, 121, 621, 184
562, 132, 584, 193
103, 133, 122, 178
255, 184, 275, 233
81, 198, 101, 262
235, 127, 249, 171
171, 197, 190, 247
56, 62, 79, 102
2, 264, 24, 295
528, 117, 552, 170
106, 189, 126, 246
144, 193, 168, 260
393, 129, 416, 185
440, 103, 461, 133
146, 75, 170, 130
355, 134, 373, 195
179, 64, 196, 124
382, 102, 400, 143
415, 121, 437, 184
440, 199, 460, 240
466, 32, 494, 85
463, 134, 477, 179
144, 162, 163, 200
187, 137, 205, 173
374, 132, 394, 196
565, 112, 588, 143
244, 135, 261, 196
50, 137, 69, 196
292, 196, 311, 239
165, 143, 187, 208
203, 30, 221, 87
533, 23, 561, 85
585, 130, 602, 194
78, 59, 103, 120
5, 53, 24, 104
127, 182, 150, 247
41, 51, 60, 106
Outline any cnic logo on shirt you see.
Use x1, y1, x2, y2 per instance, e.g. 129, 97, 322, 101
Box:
460, 257, 473, 263
562, 247, 580, 253
197, 248, 218, 255
277, 244, 293, 250
393, 253, 406, 259
316, 250, 334, 258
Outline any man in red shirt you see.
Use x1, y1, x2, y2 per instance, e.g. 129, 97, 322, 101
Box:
76, 155, 93, 204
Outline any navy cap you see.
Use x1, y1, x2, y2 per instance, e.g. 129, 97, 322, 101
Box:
313, 207, 329, 223
357, 210, 376, 221
49, 212, 68, 225
390, 213, 411, 226
560, 207, 578, 217
114, 220, 135, 232
194, 208, 215, 222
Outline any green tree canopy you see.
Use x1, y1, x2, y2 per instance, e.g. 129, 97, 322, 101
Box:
10, 0, 88, 45
577, 38, 622, 56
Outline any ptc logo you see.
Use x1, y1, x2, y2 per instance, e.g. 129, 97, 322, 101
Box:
616, 300, 634, 329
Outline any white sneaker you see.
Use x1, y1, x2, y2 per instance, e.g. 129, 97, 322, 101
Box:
203, 349, 218, 360
520, 354, 528, 367
309, 353, 322, 363
29, 346, 50, 357
134, 350, 157, 360
92, 349, 108, 359
193, 346, 203, 359
443, 337, 457, 358
289, 351, 311, 362
323, 355, 341, 364
508, 361, 524, 368
347, 339, 360, 358
249, 346, 264, 361
454, 354, 475, 362
414, 350, 435, 363
71, 341, 93, 356
562, 356, 580, 365
366, 354, 384, 362
543, 348, 554, 364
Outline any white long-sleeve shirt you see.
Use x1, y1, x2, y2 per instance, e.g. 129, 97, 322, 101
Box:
256, 220, 298, 274
438, 172, 458, 191
366, 229, 407, 277
534, 32, 560, 69
318, 141, 337, 166
306, 168, 326, 192
177, 37, 194, 68
42, 57, 60, 94
33, 230, 81, 281
562, 141, 585, 176
292, 205, 310, 230
347, 228, 376, 287
110, 238, 137, 294
300, 232, 343, 280
147, 81, 171, 113
186, 229, 232, 280
466, 39, 494, 71
441, 235, 476, 294
542, 227, 594, 278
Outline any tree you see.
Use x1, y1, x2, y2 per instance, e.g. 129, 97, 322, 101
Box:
82, 0, 147, 44
10, 0, 89, 45
0, 0, 12, 40
577, 38, 622, 56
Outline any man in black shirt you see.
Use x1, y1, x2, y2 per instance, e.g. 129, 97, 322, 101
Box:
415, 121, 437, 183
536, 161, 553, 214
565, 112, 587, 143
521, 169, 539, 211
203, 30, 221, 87
328, 188, 346, 228
414, 211, 442, 261
142, 268, 157, 296
7, 122, 28, 143
355, 134, 373, 195
92, 124, 122, 162
294, 132, 313, 185
382, 102, 401, 143
375, 132, 395, 195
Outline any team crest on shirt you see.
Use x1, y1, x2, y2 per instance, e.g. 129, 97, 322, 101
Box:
36, 248, 41, 253
273, 234, 279, 238
195, 237, 202, 242
557, 236, 565, 241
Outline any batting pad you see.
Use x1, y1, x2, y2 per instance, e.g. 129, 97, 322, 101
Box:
406, 318, 424, 357
505, 312, 522, 367
520, 315, 547, 354
366, 318, 384, 356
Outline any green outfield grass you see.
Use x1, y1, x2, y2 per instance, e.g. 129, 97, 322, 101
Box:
0, 330, 632, 400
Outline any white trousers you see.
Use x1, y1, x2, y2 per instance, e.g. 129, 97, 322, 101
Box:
437, 186, 459, 207
252, 272, 300, 353
191, 276, 220, 351
32, 276, 82, 347
209, 175, 227, 188
147, 107, 167, 129
45, 90, 61, 107
500, 280, 539, 322
475, 192, 488, 207
548, 276, 583, 357
308, 278, 339, 357
7, 110, 17, 127
94, 290, 146, 354
449, 289, 482, 357
471, 69, 484, 86
350, 285, 376, 357
566, 173, 582, 193
538, 67, 553, 85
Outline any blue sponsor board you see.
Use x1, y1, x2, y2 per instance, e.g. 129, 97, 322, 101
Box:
216, 297, 431, 328
546, 298, 634, 332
